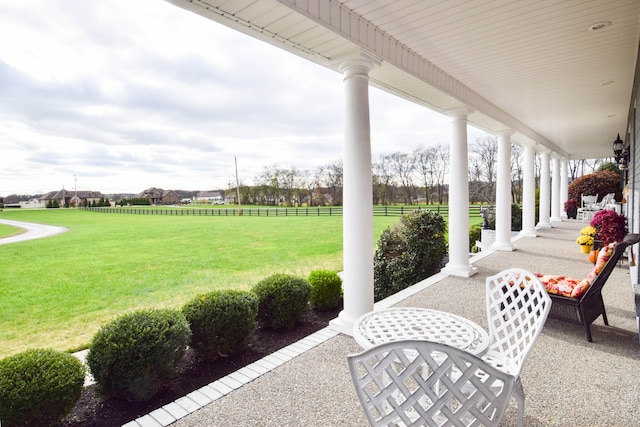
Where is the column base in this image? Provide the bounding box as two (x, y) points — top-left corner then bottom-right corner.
(328, 310), (357, 336)
(491, 242), (514, 251)
(441, 263), (478, 278)
(519, 230), (538, 238)
(550, 216), (562, 222)
(536, 221), (552, 229)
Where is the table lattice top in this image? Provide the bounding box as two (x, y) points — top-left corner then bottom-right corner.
(353, 307), (490, 355)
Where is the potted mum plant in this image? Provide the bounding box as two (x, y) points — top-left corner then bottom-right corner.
(564, 199), (578, 219)
(576, 225), (596, 253)
(590, 210), (627, 245)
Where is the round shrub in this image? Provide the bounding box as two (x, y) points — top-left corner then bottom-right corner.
(182, 290), (258, 359)
(469, 225), (482, 252)
(252, 274), (311, 330)
(568, 170), (621, 203)
(308, 270), (342, 310)
(483, 203), (522, 231)
(374, 209), (447, 301)
(590, 209), (627, 244)
(86, 308), (191, 402)
(0, 348), (85, 426)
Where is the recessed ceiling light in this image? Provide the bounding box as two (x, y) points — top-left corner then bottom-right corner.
(588, 21), (611, 31)
(600, 80), (615, 86)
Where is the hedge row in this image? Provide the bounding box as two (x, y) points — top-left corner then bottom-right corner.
(0, 270), (342, 426)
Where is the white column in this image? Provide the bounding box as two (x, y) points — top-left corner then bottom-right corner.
(493, 131), (513, 251)
(550, 153), (562, 223)
(441, 109), (477, 277)
(520, 142), (537, 237)
(560, 158), (569, 219)
(329, 55), (376, 336)
(537, 149), (552, 228)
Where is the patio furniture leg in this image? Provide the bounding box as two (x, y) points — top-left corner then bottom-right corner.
(514, 378), (525, 427)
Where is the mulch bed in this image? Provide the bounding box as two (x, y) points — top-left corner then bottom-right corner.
(60, 305), (341, 427)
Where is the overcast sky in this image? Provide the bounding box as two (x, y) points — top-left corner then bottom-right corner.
(0, 0), (487, 196)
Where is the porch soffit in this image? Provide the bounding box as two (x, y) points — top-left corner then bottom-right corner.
(165, 0), (640, 161)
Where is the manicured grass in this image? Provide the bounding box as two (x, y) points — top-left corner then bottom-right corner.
(0, 222), (22, 238)
(0, 204), (484, 358)
(0, 209), (400, 357)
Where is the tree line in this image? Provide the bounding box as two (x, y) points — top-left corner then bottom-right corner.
(229, 136), (607, 207)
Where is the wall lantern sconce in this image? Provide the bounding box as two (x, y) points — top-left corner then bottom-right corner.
(613, 133), (629, 169)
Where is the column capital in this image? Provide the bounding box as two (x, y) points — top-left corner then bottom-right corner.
(334, 50), (380, 74)
(445, 107), (474, 120)
(495, 129), (514, 137)
(537, 146), (551, 155)
(519, 139), (536, 148)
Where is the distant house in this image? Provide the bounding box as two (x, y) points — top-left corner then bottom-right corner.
(135, 188), (180, 205)
(194, 191), (224, 204)
(40, 189), (104, 207)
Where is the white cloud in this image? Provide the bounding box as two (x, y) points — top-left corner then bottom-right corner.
(0, 0), (485, 196)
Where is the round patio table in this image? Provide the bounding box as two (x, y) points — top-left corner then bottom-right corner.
(353, 307), (490, 356)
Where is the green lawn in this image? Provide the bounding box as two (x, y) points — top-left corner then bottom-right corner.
(0, 222), (23, 238)
(0, 205), (484, 358)
(0, 209), (400, 357)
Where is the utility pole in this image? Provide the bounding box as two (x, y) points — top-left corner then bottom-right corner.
(235, 156), (242, 216)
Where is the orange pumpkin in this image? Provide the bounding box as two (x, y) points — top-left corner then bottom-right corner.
(588, 250), (598, 264)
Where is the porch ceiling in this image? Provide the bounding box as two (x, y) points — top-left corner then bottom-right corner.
(166, 0), (640, 160)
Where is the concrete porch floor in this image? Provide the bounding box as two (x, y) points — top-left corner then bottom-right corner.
(129, 220), (640, 426)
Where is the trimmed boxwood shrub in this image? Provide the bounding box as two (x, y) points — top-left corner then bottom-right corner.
(374, 209), (447, 301)
(0, 348), (85, 426)
(483, 203), (522, 231)
(86, 308), (191, 402)
(182, 290), (258, 359)
(469, 225), (482, 252)
(252, 274), (311, 330)
(308, 270), (342, 310)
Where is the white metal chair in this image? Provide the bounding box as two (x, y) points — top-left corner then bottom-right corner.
(347, 340), (516, 427)
(577, 194), (598, 221)
(484, 268), (552, 427)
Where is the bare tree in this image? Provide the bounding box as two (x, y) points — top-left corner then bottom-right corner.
(298, 169), (317, 206)
(511, 144), (524, 204)
(257, 165), (281, 205)
(469, 136), (498, 203)
(373, 153), (394, 205)
(320, 160), (343, 206)
(388, 151), (416, 204)
(414, 145), (438, 204)
(433, 145), (449, 204)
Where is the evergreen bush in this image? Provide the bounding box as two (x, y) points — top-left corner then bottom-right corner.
(0, 348), (85, 426)
(182, 290), (258, 359)
(308, 270), (342, 310)
(252, 274), (311, 330)
(374, 210), (447, 301)
(86, 308), (191, 402)
(469, 225), (482, 252)
(483, 204), (522, 231)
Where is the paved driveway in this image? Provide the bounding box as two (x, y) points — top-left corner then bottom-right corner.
(0, 218), (69, 245)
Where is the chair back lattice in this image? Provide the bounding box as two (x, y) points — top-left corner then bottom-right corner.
(485, 268), (552, 376)
(347, 340), (516, 427)
(580, 194), (598, 208)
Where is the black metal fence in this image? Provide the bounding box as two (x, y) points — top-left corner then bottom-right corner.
(80, 205), (484, 217)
